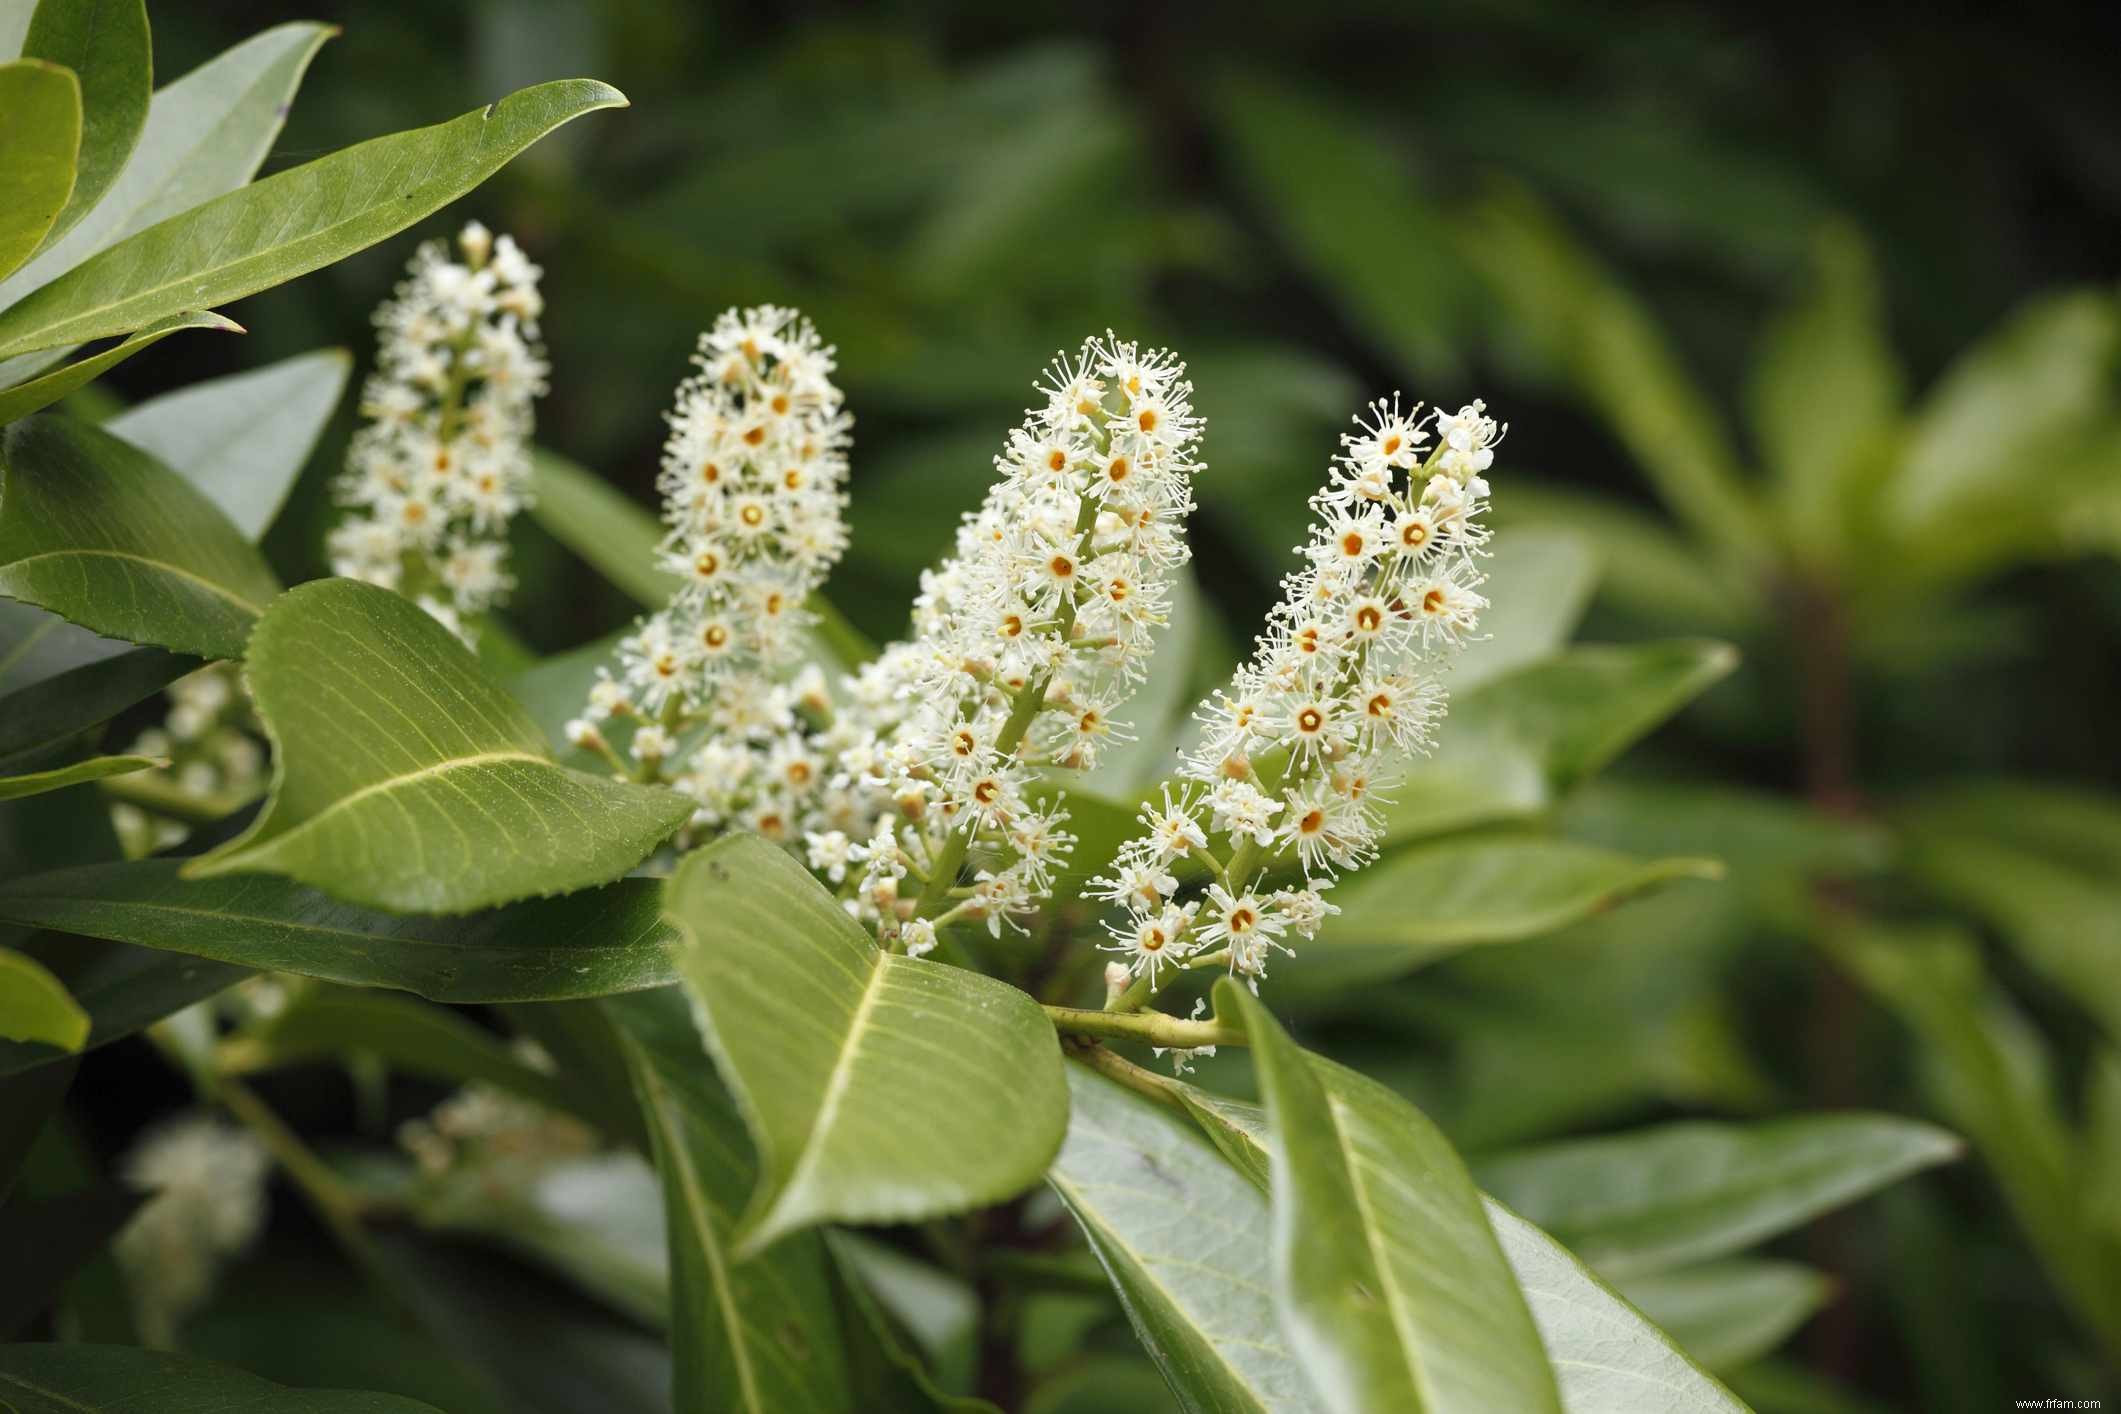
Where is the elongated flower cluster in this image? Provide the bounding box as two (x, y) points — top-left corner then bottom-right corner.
(328, 221), (546, 635)
(1093, 397), (1501, 991)
(566, 307), (856, 846)
(113, 1113), (271, 1347)
(110, 665), (266, 856)
(839, 335), (1204, 951)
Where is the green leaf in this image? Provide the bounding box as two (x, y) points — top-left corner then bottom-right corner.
(1497, 481), (1762, 637)
(1382, 640), (1738, 843)
(1048, 1061), (1325, 1413)
(0, 78), (627, 359)
(530, 446), (680, 608)
(605, 987), (855, 1414)
(1826, 921), (2121, 1359)
(1162, 1080), (1747, 1413)
(0, 22), (332, 339)
(1212, 74), (1467, 379)
(0, 309), (238, 426)
(1451, 528), (1599, 692)
(509, 628), (629, 763)
(827, 1231), (983, 1403)
(105, 346), (350, 536)
(1484, 1204), (1752, 1413)
(662, 833), (1068, 1256)
(0, 1185), (142, 1340)
(1613, 1259), (1831, 1371)
(0, 946), (87, 1051)
(19, 0), (149, 252)
(0, 1343), (448, 1412)
(1223, 980), (1562, 1413)
(1745, 223), (1902, 564)
(1897, 781), (2121, 1047)
(0, 414), (280, 659)
(220, 985), (597, 1124)
(1462, 186), (1768, 568)
(186, 579), (692, 914)
(0, 58), (80, 282)
(0, 934), (244, 1076)
(1473, 1114), (1959, 1278)
(0, 859), (678, 1001)
(0, 751), (157, 800)
(0, 604), (195, 768)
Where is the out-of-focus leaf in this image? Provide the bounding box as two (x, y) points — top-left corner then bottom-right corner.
(0, 600), (193, 766)
(1886, 290), (2120, 569)
(661, 833), (1067, 1256)
(1497, 481), (1762, 637)
(529, 447), (677, 608)
(0, 751), (159, 800)
(1451, 529), (1599, 692)
(1165, 1070), (1742, 1412)
(827, 1232), (980, 1398)
(1827, 921), (2121, 1358)
(1462, 186), (1767, 568)
(508, 629), (629, 763)
(0, 945), (87, 1051)
(0, 79), (627, 359)
(1226, 981), (1562, 1413)
(1213, 75), (1467, 379)
(1615, 1259), (1831, 1371)
(0, 860), (678, 1002)
(0, 58), (79, 283)
(105, 347), (351, 536)
(186, 580), (692, 914)
(0, 1184), (141, 1338)
(605, 986), (853, 1413)
(1185, 344), (1360, 569)
(0, 1060), (74, 1201)
(2091, 1054), (2121, 1243)
(19, 0), (149, 252)
(0, 22), (333, 338)
(0, 414), (280, 659)
(1474, 1115), (1958, 1278)
(0, 1343), (448, 1412)
(0, 310), (238, 425)
(1382, 640), (1738, 842)
(220, 985), (595, 1122)
(1047, 1061), (1324, 1413)
(1897, 780), (2121, 1046)
(1746, 224), (1904, 564)
(826, 1234), (995, 1413)
(0, 935), (244, 1076)
(1723, 1358), (1897, 1414)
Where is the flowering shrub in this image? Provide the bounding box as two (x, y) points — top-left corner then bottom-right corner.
(0, 5), (2022, 1412)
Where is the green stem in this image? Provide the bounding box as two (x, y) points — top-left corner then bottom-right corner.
(1045, 1004), (1244, 1050)
(100, 772), (257, 825)
(213, 1077), (380, 1259)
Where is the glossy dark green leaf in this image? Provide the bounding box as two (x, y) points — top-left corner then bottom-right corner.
(1166, 1063), (1741, 1413)
(1048, 1060), (1324, 1413)
(0, 945), (87, 1050)
(0, 310), (238, 426)
(529, 446), (680, 608)
(0, 933), (244, 1076)
(605, 987), (855, 1414)
(0, 1343), (448, 1411)
(0, 22), (332, 335)
(0, 79), (627, 359)
(0, 414), (280, 659)
(1225, 981), (1562, 1413)
(0, 600), (196, 769)
(0, 751), (159, 800)
(1475, 1115), (1958, 1278)
(1382, 640), (1738, 843)
(187, 580), (693, 914)
(0, 859), (678, 1002)
(106, 346), (351, 536)
(1614, 1259), (1831, 1371)
(19, 0), (149, 251)
(663, 833), (1068, 1256)
(0, 58), (79, 282)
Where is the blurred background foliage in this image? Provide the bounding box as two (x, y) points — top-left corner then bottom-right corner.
(67, 1), (2121, 1410)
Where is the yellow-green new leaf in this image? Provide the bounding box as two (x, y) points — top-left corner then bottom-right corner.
(664, 834), (1069, 1257)
(1225, 981), (1562, 1413)
(20, 0), (150, 252)
(0, 414), (280, 659)
(186, 579), (693, 914)
(0, 310), (238, 426)
(0, 752), (159, 800)
(0, 58), (80, 282)
(0, 78), (627, 359)
(0, 947), (88, 1052)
